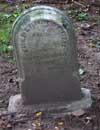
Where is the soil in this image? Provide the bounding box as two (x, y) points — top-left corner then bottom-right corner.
(0, 4), (100, 130)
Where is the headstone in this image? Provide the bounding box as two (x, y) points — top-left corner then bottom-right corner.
(12, 6), (83, 105)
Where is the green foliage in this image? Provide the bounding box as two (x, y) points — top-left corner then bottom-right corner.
(0, 43), (13, 53)
(98, 17), (100, 28)
(68, 10), (78, 18)
(0, 10), (21, 53)
(68, 10), (88, 21)
(76, 12), (88, 21)
(0, 10), (21, 25)
(12, 10), (21, 18)
(92, 38), (100, 48)
(0, 27), (11, 42)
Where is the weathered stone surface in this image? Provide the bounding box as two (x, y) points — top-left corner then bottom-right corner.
(8, 88), (92, 113)
(12, 6), (83, 105)
(8, 95), (22, 113)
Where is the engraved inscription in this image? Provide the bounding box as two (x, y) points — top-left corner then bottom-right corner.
(18, 20), (69, 78)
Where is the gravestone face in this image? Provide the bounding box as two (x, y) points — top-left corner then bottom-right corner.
(12, 6), (83, 105)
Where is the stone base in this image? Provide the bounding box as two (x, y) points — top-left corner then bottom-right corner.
(8, 88), (92, 115)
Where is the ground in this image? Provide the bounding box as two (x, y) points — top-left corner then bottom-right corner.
(0, 3), (100, 130)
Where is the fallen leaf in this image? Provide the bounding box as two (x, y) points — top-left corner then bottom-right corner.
(58, 121), (64, 126)
(32, 123), (36, 129)
(88, 43), (96, 48)
(35, 111), (42, 117)
(54, 126), (59, 130)
(72, 109), (85, 117)
(0, 120), (6, 129)
(37, 122), (41, 127)
(7, 124), (12, 128)
(79, 68), (85, 75)
(81, 23), (91, 30)
(85, 117), (92, 124)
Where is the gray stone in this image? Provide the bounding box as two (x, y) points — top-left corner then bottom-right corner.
(10, 6), (92, 112)
(8, 95), (22, 113)
(8, 88), (92, 113)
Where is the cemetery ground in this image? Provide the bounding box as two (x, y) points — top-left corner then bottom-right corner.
(0, 3), (100, 130)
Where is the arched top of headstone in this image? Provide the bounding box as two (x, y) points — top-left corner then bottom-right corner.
(12, 5), (74, 38)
